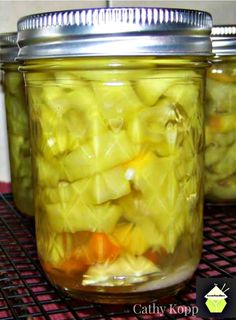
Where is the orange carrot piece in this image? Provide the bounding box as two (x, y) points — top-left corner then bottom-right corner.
(49, 232), (121, 275)
(144, 248), (167, 264)
(87, 232), (121, 264)
(208, 72), (236, 83)
(208, 115), (221, 130)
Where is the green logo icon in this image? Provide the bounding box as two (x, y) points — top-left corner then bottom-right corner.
(205, 283), (229, 313)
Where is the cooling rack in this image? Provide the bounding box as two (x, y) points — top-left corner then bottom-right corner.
(0, 193), (235, 320)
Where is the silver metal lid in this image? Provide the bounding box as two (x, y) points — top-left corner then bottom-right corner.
(17, 7), (212, 60)
(211, 25), (236, 56)
(0, 32), (18, 62)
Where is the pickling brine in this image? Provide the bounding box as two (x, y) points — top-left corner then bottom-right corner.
(24, 57), (205, 301)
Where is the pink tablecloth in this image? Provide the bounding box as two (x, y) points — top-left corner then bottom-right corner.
(0, 182), (11, 193)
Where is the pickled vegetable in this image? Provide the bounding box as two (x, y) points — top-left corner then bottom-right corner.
(3, 64), (33, 216)
(205, 57), (236, 202)
(25, 57), (204, 293)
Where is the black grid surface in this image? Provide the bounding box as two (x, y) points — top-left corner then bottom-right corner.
(0, 193), (235, 320)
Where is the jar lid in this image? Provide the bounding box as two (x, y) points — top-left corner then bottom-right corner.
(0, 32), (18, 62)
(211, 25), (236, 55)
(17, 7), (212, 60)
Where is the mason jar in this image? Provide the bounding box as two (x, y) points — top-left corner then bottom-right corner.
(17, 8), (212, 303)
(205, 26), (236, 204)
(0, 33), (33, 216)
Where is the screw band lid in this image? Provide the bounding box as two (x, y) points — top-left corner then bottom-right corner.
(211, 25), (236, 56)
(0, 32), (18, 62)
(17, 7), (212, 59)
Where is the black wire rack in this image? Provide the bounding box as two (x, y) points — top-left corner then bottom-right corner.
(0, 193), (235, 320)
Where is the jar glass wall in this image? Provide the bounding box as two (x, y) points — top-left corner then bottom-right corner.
(2, 63), (33, 216)
(22, 57), (206, 302)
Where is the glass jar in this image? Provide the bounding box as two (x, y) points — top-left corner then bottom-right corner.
(17, 8), (212, 303)
(0, 33), (33, 216)
(205, 26), (236, 204)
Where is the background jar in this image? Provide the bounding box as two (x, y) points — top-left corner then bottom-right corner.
(17, 7), (212, 303)
(0, 33), (33, 216)
(205, 26), (236, 204)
